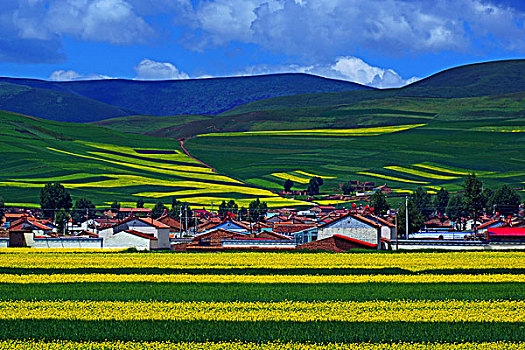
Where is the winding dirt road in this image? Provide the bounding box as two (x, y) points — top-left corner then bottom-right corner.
(179, 139), (216, 173)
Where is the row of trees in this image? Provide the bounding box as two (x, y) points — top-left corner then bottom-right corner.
(283, 177), (324, 196)
(37, 182), (269, 232)
(396, 174), (522, 235)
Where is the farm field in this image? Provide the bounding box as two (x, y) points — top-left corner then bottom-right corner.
(185, 117), (525, 195)
(0, 110), (307, 208)
(0, 250), (523, 349)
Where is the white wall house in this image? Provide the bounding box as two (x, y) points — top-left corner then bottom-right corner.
(318, 213), (386, 247)
(99, 217), (170, 249)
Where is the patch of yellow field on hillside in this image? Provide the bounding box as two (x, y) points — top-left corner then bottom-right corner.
(167, 196), (310, 208)
(413, 163), (493, 176)
(88, 152), (213, 174)
(47, 147), (240, 183)
(271, 173), (311, 184)
(197, 124), (426, 137)
(384, 166), (460, 180)
(78, 141), (198, 163)
(294, 170), (336, 179)
(357, 172), (430, 184)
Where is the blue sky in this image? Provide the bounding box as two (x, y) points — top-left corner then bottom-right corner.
(0, 0), (523, 88)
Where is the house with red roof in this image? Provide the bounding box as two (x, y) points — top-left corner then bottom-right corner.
(317, 212), (391, 249)
(8, 217), (56, 236)
(487, 227), (525, 242)
(118, 207), (152, 218)
(198, 217), (251, 235)
(157, 213), (183, 236)
(297, 234), (386, 252)
(99, 216), (170, 249)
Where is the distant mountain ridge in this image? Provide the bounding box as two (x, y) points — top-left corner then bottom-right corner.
(221, 59), (525, 115)
(0, 74), (371, 122)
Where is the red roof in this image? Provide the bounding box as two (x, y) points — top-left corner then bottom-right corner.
(111, 216), (169, 229)
(123, 230), (157, 240)
(477, 218), (502, 229)
(333, 234), (377, 247)
(488, 227), (525, 236)
(318, 213), (382, 229)
(119, 207), (152, 213)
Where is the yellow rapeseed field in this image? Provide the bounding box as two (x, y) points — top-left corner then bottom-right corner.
(271, 172), (311, 184)
(356, 172), (430, 184)
(2, 300), (523, 322)
(384, 166), (460, 180)
(0, 251), (523, 270)
(197, 124), (426, 137)
(2, 273), (523, 284)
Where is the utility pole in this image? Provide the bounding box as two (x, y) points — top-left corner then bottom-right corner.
(179, 206), (183, 237)
(395, 211), (398, 251)
(405, 195), (409, 239)
(184, 204), (188, 236)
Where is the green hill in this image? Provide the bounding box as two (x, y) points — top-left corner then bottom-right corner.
(0, 110), (307, 208)
(0, 81), (131, 122)
(113, 92), (524, 139)
(406, 59), (525, 97)
(2, 59), (525, 207)
(221, 59), (525, 115)
(0, 74), (370, 122)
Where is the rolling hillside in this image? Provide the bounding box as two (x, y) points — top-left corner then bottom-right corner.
(0, 110), (307, 208)
(221, 59), (525, 115)
(0, 81), (131, 123)
(2, 59), (525, 207)
(0, 74), (370, 122)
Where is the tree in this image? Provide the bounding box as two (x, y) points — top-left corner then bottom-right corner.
(307, 177), (324, 196)
(463, 173), (485, 217)
(490, 185), (520, 216)
(369, 191), (390, 216)
(249, 198), (268, 222)
(238, 207), (248, 221)
(434, 188), (450, 216)
(397, 198), (425, 238)
(71, 198), (96, 223)
(151, 201), (167, 219)
(136, 199), (145, 208)
(110, 201), (120, 212)
(40, 183), (72, 219)
(342, 181), (355, 195)
(55, 209), (70, 235)
(218, 200), (238, 219)
(283, 179), (294, 192)
(447, 195), (468, 230)
(412, 187), (432, 217)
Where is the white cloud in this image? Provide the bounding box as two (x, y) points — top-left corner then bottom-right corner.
(237, 57), (419, 88)
(329, 57), (419, 88)
(134, 58), (189, 80)
(44, 0), (155, 44)
(179, 0), (525, 58)
(49, 70), (113, 81)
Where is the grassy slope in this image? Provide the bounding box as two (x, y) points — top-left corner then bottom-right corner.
(92, 115), (213, 135)
(0, 110), (305, 207)
(0, 74), (370, 121)
(0, 81), (131, 122)
(221, 59), (525, 115)
(184, 93), (525, 195)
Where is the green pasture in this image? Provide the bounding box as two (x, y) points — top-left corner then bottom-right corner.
(185, 116), (525, 194)
(0, 111), (299, 207)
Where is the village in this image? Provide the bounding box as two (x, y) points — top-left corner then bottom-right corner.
(2, 176), (525, 251)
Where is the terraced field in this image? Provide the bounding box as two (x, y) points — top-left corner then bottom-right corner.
(185, 117), (525, 195)
(0, 111), (307, 208)
(0, 250), (523, 349)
